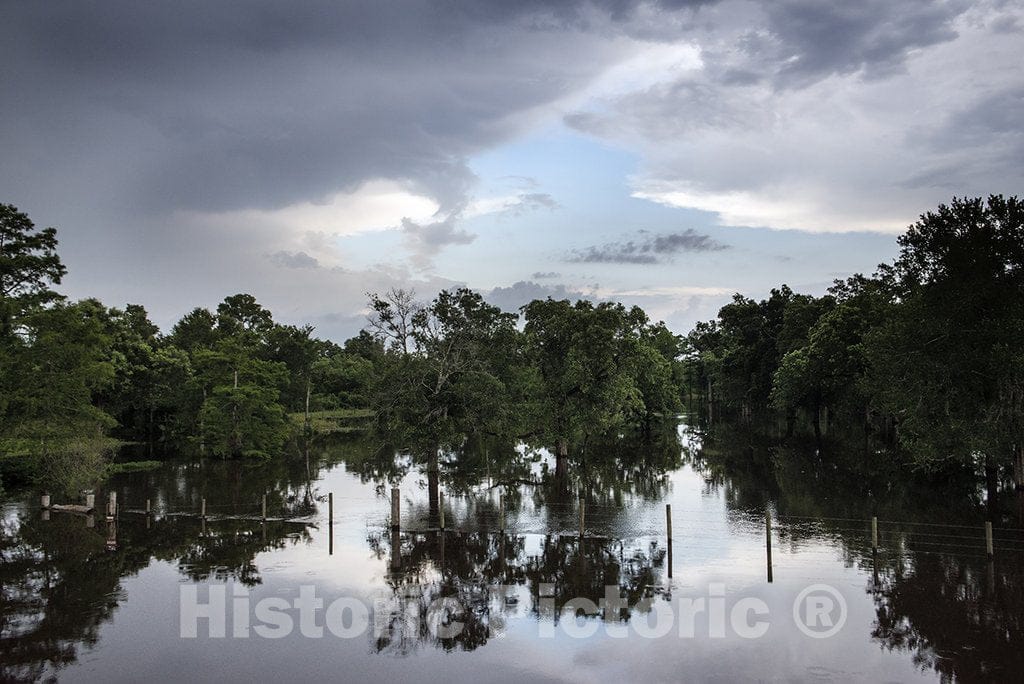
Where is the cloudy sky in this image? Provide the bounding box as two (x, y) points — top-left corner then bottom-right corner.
(3, 0), (1021, 340)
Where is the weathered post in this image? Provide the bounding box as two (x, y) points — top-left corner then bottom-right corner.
(200, 497), (207, 519)
(666, 504), (673, 579)
(871, 516), (878, 553)
(391, 487), (400, 530)
(146, 498), (152, 515)
(765, 509), (773, 583)
(106, 492), (117, 521)
(985, 521), (994, 558)
(41, 493), (51, 509)
(578, 495), (586, 539)
(390, 526), (401, 571)
(85, 492), (95, 511)
(328, 492), (334, 556)
(261, 494), (267, 521)
(499, 494), (505, 534)
(439, 490), (446, 530)
(106, 520), (117, 550)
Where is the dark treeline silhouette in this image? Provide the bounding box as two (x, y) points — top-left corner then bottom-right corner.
(685, 195), (1024, 498)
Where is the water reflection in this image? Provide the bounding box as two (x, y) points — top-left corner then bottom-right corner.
(0, 508), (310, 682)
(2, 422), (1024, 681)
(367, 528), (666, 654)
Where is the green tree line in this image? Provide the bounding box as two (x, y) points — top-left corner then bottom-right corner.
(686, 195), (1024, 493)
(3, 196), (1022, 496)
(0, 203), (687, 492)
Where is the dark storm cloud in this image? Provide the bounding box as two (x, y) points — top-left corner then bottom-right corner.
(901, 86), (1024, 189)
(567, 230), (728, 264)
(758, 0), (967, 85)
(0, 0), (712, 221)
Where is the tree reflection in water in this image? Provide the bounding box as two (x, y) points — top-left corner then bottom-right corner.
(690, 418), (1024, 681)
(366, 527), (666, 655)
(3, 421), (1024, 679)
(0, 509), (309, 682)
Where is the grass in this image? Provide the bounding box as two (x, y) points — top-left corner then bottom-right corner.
(106, 460), (164, 475)
(288, 408), (374, 435)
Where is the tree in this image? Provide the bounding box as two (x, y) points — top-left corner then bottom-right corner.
(216, 293), (274, 339)
(198, 356), (290, 459)
(168, 307), (218, 352)
(522, 299), (645, 475)
(0, 203), (66, 338)
(366, 288), (420, 356)
(866, 196), (1024, 490)
(0, 301), (116, 491)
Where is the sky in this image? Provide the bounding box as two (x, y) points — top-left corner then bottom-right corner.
(2, 0), (1022, 341)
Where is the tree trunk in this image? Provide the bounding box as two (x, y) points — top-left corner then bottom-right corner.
(812, 400), (822, 443)
(707, 378), (713, 423)
(556, 438), (568, 479)
(1014, 443), (1023, 492)
(984, 454), (999, 518)
(304, 377), (312, 434)
(200, 386), (207, 455)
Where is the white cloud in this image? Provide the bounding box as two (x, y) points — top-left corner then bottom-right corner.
(187, 180), (439, 236)
(568, 0), (1024, 234)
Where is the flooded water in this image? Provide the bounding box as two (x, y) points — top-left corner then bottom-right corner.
(3, 422), (1024, 682)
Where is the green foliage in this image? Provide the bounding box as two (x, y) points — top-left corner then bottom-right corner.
(105, 459), (163, 474)
(200, 381), (289, 459)
(371, 288), (519, 453)
(521, 298), (682, 462)
(689, 194), (1024, 488)
(0, 203), (66, 337)
(866, 196), (1024, 469)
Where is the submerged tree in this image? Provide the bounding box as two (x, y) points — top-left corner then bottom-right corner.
(866, 195), (1024, 488)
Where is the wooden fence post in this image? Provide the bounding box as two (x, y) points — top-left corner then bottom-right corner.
(328, 492), (334, 556)
(986, 521), (994, 558)
(391, 487), (400, 530)
(499, 494), (505, 533)
(765, 509), (773, 583)
(578, 496), (586, 539)
(666, 504), (673, 579)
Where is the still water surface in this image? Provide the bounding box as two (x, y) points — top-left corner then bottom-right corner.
(3, 422), (1023, 682)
